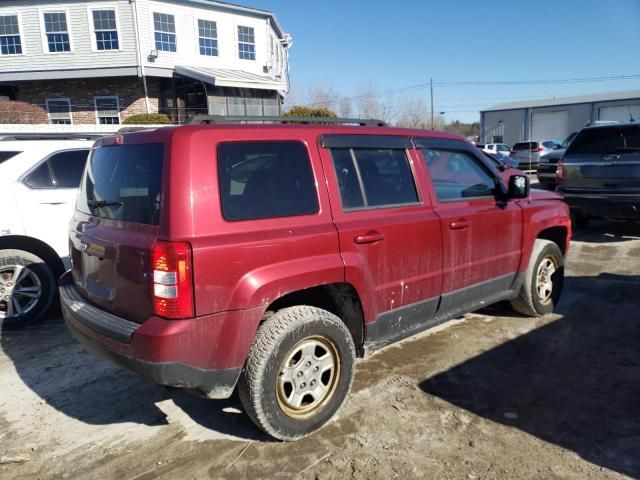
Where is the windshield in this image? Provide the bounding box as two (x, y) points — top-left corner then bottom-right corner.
(566, 125), (640, 156)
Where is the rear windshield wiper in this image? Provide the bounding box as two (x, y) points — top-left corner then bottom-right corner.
(88, 200), (123, 208)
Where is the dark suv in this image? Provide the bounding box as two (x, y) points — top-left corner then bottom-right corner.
(558, 123), (640, 226)
(60, 117), (571, 441)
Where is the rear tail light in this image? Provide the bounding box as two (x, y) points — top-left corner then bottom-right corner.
(532, 146), (544, 153)
(151, 241), (194, 319)
(556, 159), (565, 184)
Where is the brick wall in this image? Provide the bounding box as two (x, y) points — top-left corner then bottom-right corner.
(15, 76), (162, 124)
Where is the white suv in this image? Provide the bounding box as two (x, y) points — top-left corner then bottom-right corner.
(0, 135), (96, 327)
(482, 143), (512, 157)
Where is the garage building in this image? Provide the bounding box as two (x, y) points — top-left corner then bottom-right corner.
(480, 90), (640, 146)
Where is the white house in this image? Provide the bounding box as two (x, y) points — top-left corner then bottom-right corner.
(0, 0), (292, 124)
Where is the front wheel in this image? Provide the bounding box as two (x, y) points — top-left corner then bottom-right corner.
(0, 249), (55, 328)
(238, 306), (356, 441)
(510, 239), (564, 317)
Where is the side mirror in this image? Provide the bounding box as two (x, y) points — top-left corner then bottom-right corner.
(508, 174), (529, 199)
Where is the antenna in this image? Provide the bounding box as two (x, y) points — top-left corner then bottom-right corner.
(628, 105), (636, 122)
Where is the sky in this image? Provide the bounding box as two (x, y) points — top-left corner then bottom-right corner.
(246, 0), (640, 122)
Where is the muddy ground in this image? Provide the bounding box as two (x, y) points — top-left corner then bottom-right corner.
(1, 220), (639, 480)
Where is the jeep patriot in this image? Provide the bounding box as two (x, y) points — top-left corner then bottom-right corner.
(60, 118), (571, 440)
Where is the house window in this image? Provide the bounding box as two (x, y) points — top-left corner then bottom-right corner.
(237, 25), (255, 60)
(43, 12), (70, 52)
(0, 15), (22, 55)
(93, 10), (118, 50)
(198, 19), (218, 56)
(94, 96), (120, 124)
(153, 12), (176, 52)
(46, 99), (72, 124)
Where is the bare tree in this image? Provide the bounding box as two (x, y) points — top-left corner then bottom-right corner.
(0, 101), (48, 124)
(338, 97), (353, 117)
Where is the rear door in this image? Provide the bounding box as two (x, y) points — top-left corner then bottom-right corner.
(562, 124), (640, 192)
(69, 142), (164, 323)
(415, 138), (523, 318)
(319, 135), (443, 342)
(13, 149), (89, 258)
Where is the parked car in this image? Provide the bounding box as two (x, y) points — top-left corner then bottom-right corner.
(536, 132), (578, 190)
(60, 117), (571, 441)
(557, 122), (640, 227)
(482, 143), (512, 157)
(511, 140), (562, 169)
(0, 135), (96, 327)
(480, 151), (520, 179)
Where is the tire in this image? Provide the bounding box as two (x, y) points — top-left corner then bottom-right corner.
(238, 306), (356, 441)
(510, 239), (564, 317)
(0, 249), (55, 329)
(571, 210), (590, 230)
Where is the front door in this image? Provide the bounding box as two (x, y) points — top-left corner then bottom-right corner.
(415, 138), (523, 318)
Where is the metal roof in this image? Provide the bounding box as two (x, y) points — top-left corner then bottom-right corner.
(175, 65), (288, 92)
(481, 90), (640, 112)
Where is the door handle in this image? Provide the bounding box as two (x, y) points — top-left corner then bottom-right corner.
(449, 220), (471, 230)
(354, 231), (385, 244)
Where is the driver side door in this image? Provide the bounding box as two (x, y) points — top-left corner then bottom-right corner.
(416, 138), (523, 318)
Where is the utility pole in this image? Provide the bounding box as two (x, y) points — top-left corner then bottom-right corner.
(430, 78), (434, 130)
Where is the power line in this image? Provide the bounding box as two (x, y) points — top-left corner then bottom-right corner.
(304, 73), (640, 107)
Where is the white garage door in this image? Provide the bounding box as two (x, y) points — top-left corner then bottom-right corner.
(599, 104), (640, 122)
(531, 111), (569, 141)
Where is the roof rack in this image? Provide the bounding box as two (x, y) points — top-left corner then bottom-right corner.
(0, 133), (105, 141)
(184, 115), (388, 127)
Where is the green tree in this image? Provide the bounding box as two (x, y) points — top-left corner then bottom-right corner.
(283, 105), (338, 118)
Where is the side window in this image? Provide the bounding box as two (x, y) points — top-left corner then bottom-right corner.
(421, 149), (496, 202)
(23, 162), (54, 188)
(330, 148), (419, 210)
(48, 149), (89, 188)
(23, 150), (88, 189)
(217, 141), (318, 221)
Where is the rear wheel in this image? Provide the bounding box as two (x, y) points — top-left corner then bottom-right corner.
(238, 306), (356, 441)
(0, 249), (55, 328)
(510, 239), (564, 317)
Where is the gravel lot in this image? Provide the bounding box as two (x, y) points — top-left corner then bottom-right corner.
(1, 220), (639, 480)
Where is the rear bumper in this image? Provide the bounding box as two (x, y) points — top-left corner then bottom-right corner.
(560, 192), (640, 220)
(60, 271), (263, 398)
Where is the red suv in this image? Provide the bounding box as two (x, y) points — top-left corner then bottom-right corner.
(60, 118), (571, 440)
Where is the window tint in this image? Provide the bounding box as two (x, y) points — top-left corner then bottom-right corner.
(421, 149), (496, 202)
(49, 149), (89, 188)
(566, 125), (640, 156)
(0, 151), (21, 164)
(217, 141), (318, 221)
(24, 162), (53, 188)
(77, 144), (164, 225)
(331, 148), (419, 210)
(513, 142), (534, 151)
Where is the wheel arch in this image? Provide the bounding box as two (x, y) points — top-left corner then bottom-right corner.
(536, 226), (569, 256)
(264, 283), (366, 357)
(0, 235), (65, 279)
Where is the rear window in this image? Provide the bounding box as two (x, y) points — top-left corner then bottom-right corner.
(77, 144), (164, 225)
(0, 151), (21, 164)
(566, 125), (640, 156)
(217, 141), (319, 221)
(513, 142), (538, 151)
(542, 141), (559, 148)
